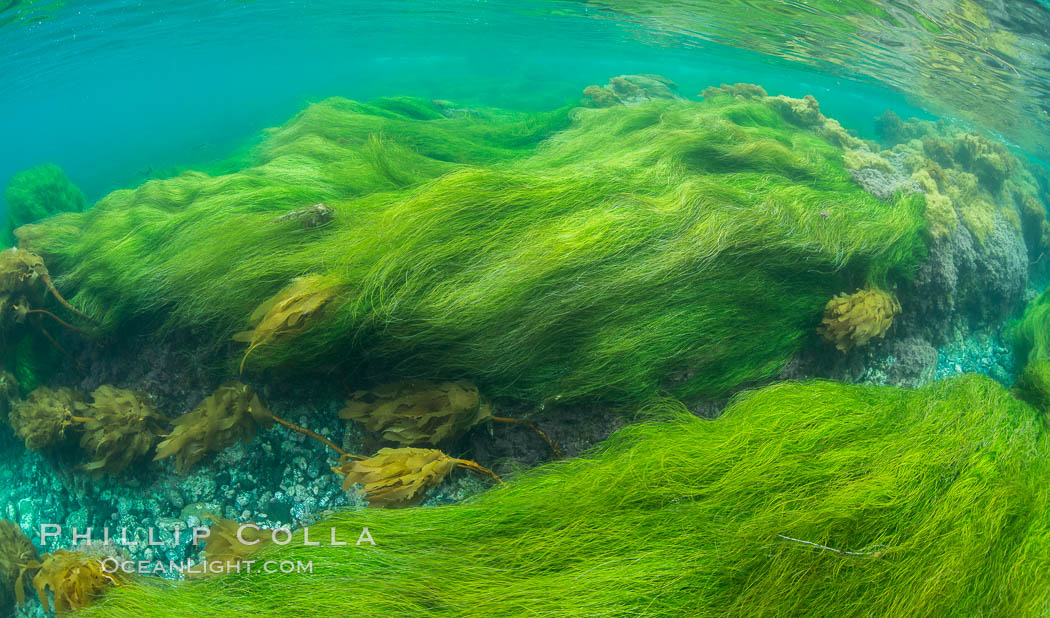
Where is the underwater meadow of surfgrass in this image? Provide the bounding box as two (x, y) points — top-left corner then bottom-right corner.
(17, 93), (925, 404)
(79, 374), (1050, 617)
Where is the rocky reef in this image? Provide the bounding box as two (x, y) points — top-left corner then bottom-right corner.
(698, 83), (1050, 391)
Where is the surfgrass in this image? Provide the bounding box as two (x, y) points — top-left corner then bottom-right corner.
(17, 94), (925, 403)
(1012, 287), (1050, 370)
(81, 374), (1050, 617)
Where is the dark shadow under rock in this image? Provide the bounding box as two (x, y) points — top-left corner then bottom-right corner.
(48, 322), (230, 417)
(782, 335), (938, 388)
(451, 399), (630, 473)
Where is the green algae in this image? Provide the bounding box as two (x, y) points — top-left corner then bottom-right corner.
(1011, 287), (1050, 371)
(2, 164), (85, 246)
(1015, 359), (1050, 412)
(1009, 288), (1050, 411)
(17, 94), (925, 403)
(82, 374), (1050, 616)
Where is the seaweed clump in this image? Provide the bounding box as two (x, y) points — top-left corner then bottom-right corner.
(233, 275), (338, 373)
(336, 446), (501, 508)
(194, 516), (270, 576)
(23, 549), (123, 613)
(336, 447), (457, 507)
(77, 386), (168, 475)
(0, 247), (95, 354)
(0, 521), (37, 611)
(7, 385), (170, 474)
(339, 380), (492, 446)
(8, 386), (84, 450)
(153, 383), (272, 474)
(818, 288), (900, 352)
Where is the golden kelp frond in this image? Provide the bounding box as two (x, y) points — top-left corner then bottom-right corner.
(8, 386), (85, 451)
(0, 520), (37, 610)
(153, 382), (273, 475)
(0, 248), (45, 294)
(233, 275), (339, 372)
(24, 549), (123, 613)
(339, 380), (492, 446)
(77, 386), (169, 475)
(336, 447), (456, 507)
(196, 516), (270, 575)
(0, 248), (93, 325)
(818, 288), (901, 353)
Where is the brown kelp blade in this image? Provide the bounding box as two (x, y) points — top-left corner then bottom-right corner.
(235, 274), (338, 372)
(334, 447), (500, 508)
(339, 380), (493, 446)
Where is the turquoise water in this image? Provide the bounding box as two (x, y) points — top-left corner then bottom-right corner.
(0, 0), (941, 204)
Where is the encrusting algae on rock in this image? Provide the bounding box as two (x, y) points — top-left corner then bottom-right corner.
(582, 74), (683, 107)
